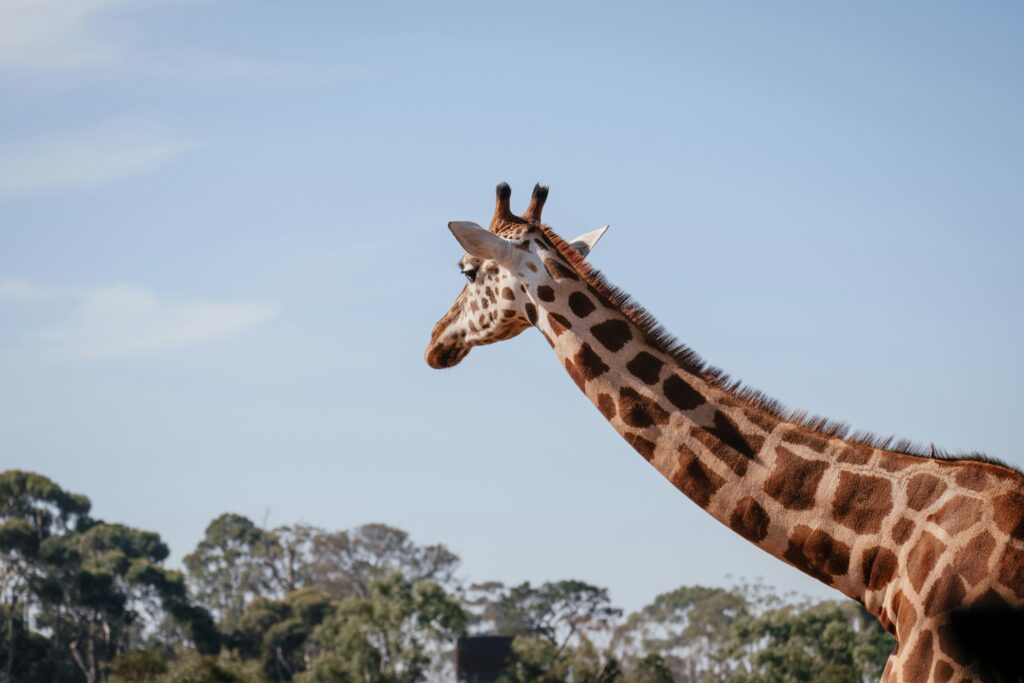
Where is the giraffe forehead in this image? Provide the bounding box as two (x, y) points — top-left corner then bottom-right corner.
(491, 222), (536, 239)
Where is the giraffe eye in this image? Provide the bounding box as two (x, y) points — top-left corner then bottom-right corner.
(463, 268), (478, 283)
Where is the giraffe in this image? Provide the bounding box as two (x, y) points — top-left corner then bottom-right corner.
(425, 183), (1024, 682)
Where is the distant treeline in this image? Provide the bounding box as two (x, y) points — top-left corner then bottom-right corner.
(0, 470), (894, 682)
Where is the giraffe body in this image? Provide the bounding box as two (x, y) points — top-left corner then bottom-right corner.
(426, 183), (1024, 682)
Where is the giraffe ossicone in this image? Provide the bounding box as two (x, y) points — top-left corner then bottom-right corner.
(425, 182), (1024, 682)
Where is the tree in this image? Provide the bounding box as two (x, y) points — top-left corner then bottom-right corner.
(728, 599), (893, 683)
(301, 573), (466, 682)
(629, 654), (674, 683)
(495, 636), (565, 683)
(107, 649), (168, 683)
(460, 580), (508, 635)
(306, 524), (459, 600)
(494, 581), (622, 653)
(36, 522), (219, 683)
(613, 585), (749, 682)
(155, 655), (244, 683)
(0, 470), (91, 682)
(233, 587), (332, 681)
(0, 607), (57, 683)
(185, 519), (461, 625)
(264, 525), (318, 596)
(495, 635), (623, 683)
(184, 514), (279, 630)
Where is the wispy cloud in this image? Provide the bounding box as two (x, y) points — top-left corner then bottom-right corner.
(0, 119), (199, 195)
(130, 57), (371, 87)
(0, 0), (130, 69)
(0, 0), (368, 85)
(0, 278), (278, 360)
(0, 277), (50, 301)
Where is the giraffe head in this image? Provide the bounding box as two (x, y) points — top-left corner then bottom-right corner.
(425, 182), (608, 369)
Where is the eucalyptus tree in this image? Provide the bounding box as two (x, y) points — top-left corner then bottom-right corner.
(0, 470), (91, 682)
(306, 523), (459, 600)
(37, 522), (219, 683)
(494, 581), (621, 653)
(184, 514), (280, 629)
(301, 573), (466, 683)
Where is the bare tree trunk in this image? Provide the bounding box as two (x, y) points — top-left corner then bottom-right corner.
(70, 638), (88, 683)
(4, 594), (16, 683)
(70, 620), (100, 683)
(87, 624), (98, 683)
(54, 604), (64, 681)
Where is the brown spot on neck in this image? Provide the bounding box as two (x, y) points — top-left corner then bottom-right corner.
(906, 473), (946, 511)
(567, 291), (596, 318)
(907, 531), (946, 592)
(860, 546), (897, 591)
(781, 428), (829, 453)
(671, 445), (726, 507)
(547, 312), (572, 336)
(993, 491), (1024, 540)
(624, 433), (656, 461)
(626, 351), (663, 385)
(901, 631), (934, 682)
(831, 471), (893, 534)
(691, 411), (760, 476)
(573, 343), (609, 385)
(663, 374), (705, 410)
(763, 447), (827, 510)
(837, 444), (873, 465)
(596, 393), (617, 419)
(783, 525), (850, 585)
(729, 497), (769, 542)
(617, 387), (670, 428)
(927, 495), (984, 536)
(543, 258), (578, 282)
(590, 319), (632, 351)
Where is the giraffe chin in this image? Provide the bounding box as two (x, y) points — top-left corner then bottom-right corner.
(424, 342), (471, 369)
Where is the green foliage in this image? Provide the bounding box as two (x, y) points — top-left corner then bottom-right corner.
(156, 655), (243, 683)
(630, 654), (674, 683)
(300, 573), (466, 683)
(184, 514), (279, 630)
(108, 648), (169, 682)
(614, 583), (894, 683)
(497, 636), (623, 683)
(494, 580), (622, 650)
(0, 470), (91, 536)
(614, 584), (749, 680)
(233, 588), (333, 681)
(729, 599), (893, 683)
(0, 606), (59, 682)
(0, 471), (217, 683)
(184, 517), (462, 634)
(303, 523), (460, 600)
(0, 471), (94, 682)
(496, 636), (566, 683)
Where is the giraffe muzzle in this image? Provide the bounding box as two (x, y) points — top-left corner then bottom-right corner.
(424, 340), (470, 369)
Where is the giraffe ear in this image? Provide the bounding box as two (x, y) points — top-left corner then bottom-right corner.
(568, 225), (609, 258)
(448, 221), (517, 265)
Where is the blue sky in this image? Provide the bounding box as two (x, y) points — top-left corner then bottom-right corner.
(2, 1), (1022, 611)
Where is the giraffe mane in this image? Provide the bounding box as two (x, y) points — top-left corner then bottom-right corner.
(534, 223), (1020, 474)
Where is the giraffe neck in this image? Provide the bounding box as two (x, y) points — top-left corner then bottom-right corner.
(529, 271), (899, 606)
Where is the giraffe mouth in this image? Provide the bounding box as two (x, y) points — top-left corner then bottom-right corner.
(424, 341), (470, 369)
